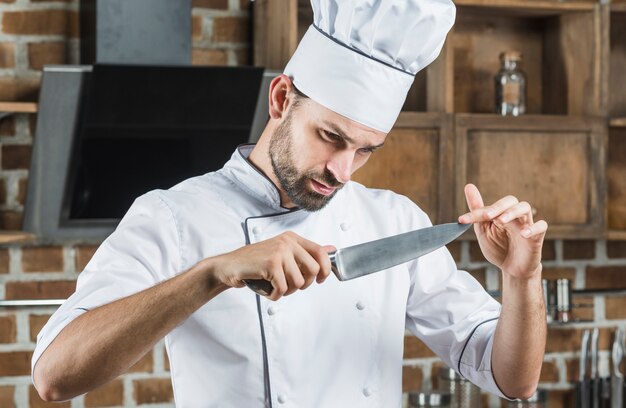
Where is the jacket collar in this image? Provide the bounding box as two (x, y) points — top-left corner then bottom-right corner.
(222, 144), (290, 211)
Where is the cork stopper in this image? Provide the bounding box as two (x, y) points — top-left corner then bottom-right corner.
(499, 51), (522, 62)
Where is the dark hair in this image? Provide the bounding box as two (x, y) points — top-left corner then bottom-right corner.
(290, 84), (309, 110)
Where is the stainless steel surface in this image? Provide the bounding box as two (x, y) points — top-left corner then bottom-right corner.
(438, 366), (481, 408)
(503, 389), (548, 407)
(556, 278), (572, 323)
(408, 391), (451, 407)
(579, 329), (591, 408)
(592, 328), (600, 408)
(612, 328), (624, 408)
(0, 299), (65, 307)
(245, 222), (470, 296)
(330, 223), (471, 281)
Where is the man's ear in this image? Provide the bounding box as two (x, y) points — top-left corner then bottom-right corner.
(268, 74), (294, 120)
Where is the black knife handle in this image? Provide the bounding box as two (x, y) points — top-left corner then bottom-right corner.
(243, 279), (273, 296)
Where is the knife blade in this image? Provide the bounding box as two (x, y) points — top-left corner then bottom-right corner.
(329, 222), (471, 281)
(244, 222), (471, 296)
(579, 329), (591, 408)
(611, 328), (624, 408)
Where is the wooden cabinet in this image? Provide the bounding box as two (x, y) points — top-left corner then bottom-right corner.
(352, 113), (454, 223)
(253, 0), (622, 239)
(455, 115), (605, 238)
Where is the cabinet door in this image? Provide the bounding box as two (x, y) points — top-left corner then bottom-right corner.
(455, 114), (606, 239)
(352, 113), (454, 223)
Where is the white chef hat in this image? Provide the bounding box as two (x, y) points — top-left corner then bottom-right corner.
(283, 0), (456, 133)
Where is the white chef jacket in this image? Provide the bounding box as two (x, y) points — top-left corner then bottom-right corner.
(33, 145), (506, 407)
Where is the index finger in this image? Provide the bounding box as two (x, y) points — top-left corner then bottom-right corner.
(294, 235), (334, 283)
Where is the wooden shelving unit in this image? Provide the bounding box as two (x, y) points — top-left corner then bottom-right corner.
(0, 102), (38, 113)
(254, 0), (622, 239)
(608, 3), (626, 240)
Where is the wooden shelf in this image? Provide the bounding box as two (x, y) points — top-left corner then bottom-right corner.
(610, 118), (626, 127)
(0, 231), (36, 244)
(0, 102), (38, 113)
(608, 230), (626, 241)
(454, 0), (595, 13)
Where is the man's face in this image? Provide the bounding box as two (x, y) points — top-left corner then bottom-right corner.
(269, 95), (387, 211)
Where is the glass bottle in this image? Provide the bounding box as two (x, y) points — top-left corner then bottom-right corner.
(495, 51), (526, 116)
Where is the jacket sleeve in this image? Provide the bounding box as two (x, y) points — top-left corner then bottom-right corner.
(402, 203), (507, 398)
(31, 190), (181, 374)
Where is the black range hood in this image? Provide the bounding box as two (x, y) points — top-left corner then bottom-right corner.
(23, 64), (275, 243)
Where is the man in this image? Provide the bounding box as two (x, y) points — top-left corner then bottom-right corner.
(33, 0), (548, 406)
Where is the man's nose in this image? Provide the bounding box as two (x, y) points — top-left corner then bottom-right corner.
(327, 150), (354, 184)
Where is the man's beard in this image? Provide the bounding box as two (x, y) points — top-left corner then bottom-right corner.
(269, 115), (343, 212)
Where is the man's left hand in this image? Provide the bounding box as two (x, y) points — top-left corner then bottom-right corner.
(458, 183), (548, 279)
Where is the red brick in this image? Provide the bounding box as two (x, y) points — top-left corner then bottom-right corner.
(0, 116), (16, 136)
(192, 48), (228, 66)
(84, 379), (123, 407)
(27, 42), (68, 70)
(133, 378), (173, 404)
(446, 242), (461, 262)
(0, 210), (23, 230)
(0, 351), (32, 376)
(429, 361), (448, 389)
(0, 77), (40, 102)
(563, 240), (596, 260)
(17, 178), (28, 206)
(0, 0), (15, 3)
(404, 336), (436, 359)
(402, 365), (423, 393)
(538, 361), (559, 382)
(22, 246), (64, 273)
(0, 385), (15, 408)
(468, 267), (486, 287)
(240, 0), (251, 10)
(192, 15), (203, 40)
(5, 280), (76, 300)
(2, 144), (32, 170)
(212, 16), (249, 43)
(546, 327), (611, 354)
(75, 244), (98, 272)
(607, 241), (626, 259)
(586, 266), (626, 289)
(30, 0), (73, 2)
(0, 315), (17, 343)
(542, 267), (576, 282)
(0, 42), (16, 68)
(193, 0), (228, 9)
(129, 351), (153, 373)
(29, 385), (70, 408)
(606, 296), (626, 320)
(29, 314), (52, 342)
(2, 10), (79, 37)
(574, 296), (594, 322)
(0, 248), (9, 274)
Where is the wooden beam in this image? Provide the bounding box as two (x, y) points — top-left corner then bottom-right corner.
(253, 0), (298, 70)
(0, 102), (38, 113)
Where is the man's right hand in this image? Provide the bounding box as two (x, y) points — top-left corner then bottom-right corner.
(209, 231), (335, 301)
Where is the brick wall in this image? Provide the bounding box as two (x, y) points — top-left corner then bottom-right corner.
(1, 1), (626, 407)
(0, 0), (250, 406)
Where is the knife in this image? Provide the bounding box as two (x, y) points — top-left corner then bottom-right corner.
(611, 328), (624, 408)
(592, 328), (600, 408)
(244, 222), (471, 296)
(579, 329), (591, 408)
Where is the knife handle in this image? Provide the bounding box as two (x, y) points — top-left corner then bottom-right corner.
(244, 251), (340, 296)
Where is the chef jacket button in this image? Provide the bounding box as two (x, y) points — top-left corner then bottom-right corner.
(363, 387), (373, 397)
(277, 394), (287, 404)
(267, 306), (277, 316)
(340, 222), (351, 231)
(252, 226), (262, 235)
(356, 301), (365, 310)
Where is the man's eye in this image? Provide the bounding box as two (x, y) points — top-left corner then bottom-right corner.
(324, 131), (341, 142)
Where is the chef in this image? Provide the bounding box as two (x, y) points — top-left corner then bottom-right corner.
(32, 0), (548, 406)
